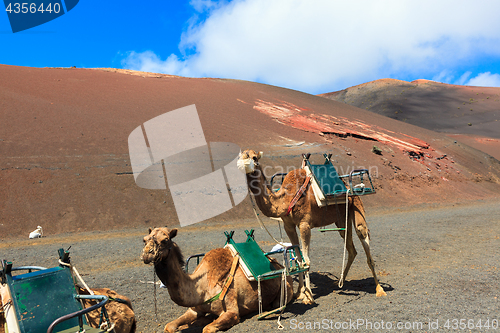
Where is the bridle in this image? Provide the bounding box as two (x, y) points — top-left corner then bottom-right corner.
(240, 151), (260, 168)
(146, 232), (174, 264)
(146, 231), (174, 321)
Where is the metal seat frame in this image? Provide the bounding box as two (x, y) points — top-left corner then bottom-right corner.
(1, 249), (113, 333)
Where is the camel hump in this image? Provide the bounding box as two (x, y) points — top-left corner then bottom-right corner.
(202, 247), (235, 289)
(281, 168), (308, 189)
(287, 168), (307, 180)
(78, 287), (134, 309)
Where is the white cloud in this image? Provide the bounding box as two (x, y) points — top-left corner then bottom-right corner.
(466, 72), (500, 87)
(456, 72), (472, 86)
(122, 0), (500, 94)
(189, 0), (230, 13)
(432, 70), (456, 84)
(124, 51), (189, 76)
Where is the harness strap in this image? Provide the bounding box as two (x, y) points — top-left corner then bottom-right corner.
(203, 255), (239, 304)
(285, 176), (311, 216)
(219, 255), (240, 300)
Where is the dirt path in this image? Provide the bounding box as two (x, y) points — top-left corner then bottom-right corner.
(1, 199), (499, 332)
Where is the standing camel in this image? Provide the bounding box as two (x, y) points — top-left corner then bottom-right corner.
(237, 150), (386, 304)
(141, 227), (293, 333)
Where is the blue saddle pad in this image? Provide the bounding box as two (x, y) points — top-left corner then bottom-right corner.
(308, 163), (347, 196)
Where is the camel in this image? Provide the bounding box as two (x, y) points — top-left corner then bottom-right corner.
(237, 149), (387, 304)
(77, 286), (136, 333)
(141, 227), (293, 333)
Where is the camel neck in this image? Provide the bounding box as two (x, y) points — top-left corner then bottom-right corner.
(154, 247), (205, 307)
(246, 166), (283, 217)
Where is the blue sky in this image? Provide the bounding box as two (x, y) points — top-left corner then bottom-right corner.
(2, 0), (500, 94)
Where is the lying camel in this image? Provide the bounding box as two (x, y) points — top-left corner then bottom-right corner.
(141, 227), (293, 333)
(77, 286), (136, 333)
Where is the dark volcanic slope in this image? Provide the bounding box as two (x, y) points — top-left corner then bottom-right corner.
(1, 66), (500, 238)
(320, 79), (500, 138)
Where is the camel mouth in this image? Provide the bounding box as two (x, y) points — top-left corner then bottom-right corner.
(237, 157), (256, 174)
(141, 244), (159, 264)
(141, 252), (154, 264)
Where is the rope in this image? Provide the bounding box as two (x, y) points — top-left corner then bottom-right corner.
(338, 192), (349, 289)
(257, 277), (262, 315)
(276, 254), (288, 330)
(100, 321), (116, 332)
(0, 299), (12, 313)
(278, 218), (284, 241)
(247, 181), (302, 329)
(277, 318), (284, 330)
(248, 190), (287, 247)
(57, 258), (121, 333)
(58, 259), (96, 326)
(153, 267), (158, 322)
(58, 260), (94, 296)
(149, 236), (175, 321)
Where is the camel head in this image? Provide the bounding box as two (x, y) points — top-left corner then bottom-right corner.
(142, 227), (178, 264)
(237, 149), (263, 174)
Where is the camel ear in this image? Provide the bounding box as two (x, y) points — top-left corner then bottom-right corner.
(258, 151), (263, 159)
(148, 227), (152, 234)
(169, 228), (178, 239)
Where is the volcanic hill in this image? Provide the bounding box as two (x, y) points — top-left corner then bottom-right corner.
(319, 79), (500, 160)
(1, 66), (500, 238)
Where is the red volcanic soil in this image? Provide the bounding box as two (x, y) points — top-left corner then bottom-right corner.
(1, 66), (500, 238)
(320, 79), (500, 160)
(446, 134), (500, 159)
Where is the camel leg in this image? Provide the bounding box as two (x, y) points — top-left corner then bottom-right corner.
(164, 308), (202, 333)
(337, 214), (357, 287)
(358, 235), (386, 297)
(202, 311), (239, 333)
(352, 199), (387, 297)
(298, 222), (314, 305)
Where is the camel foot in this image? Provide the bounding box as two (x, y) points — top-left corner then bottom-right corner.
(296, 288), (315, 305)
(201, 311), (239, 333)
(376, 285), (387, 297)
(203, 326), (218, 333)
(164, 322), (177, 333)
(294, 291), (304, 300)
(301, 293), (315, 305)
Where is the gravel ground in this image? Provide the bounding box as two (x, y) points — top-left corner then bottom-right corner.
(2, 199), (500, 333)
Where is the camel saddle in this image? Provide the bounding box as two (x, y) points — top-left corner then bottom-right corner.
(1, 249), (113, 333)
(302, 153), (376, 207)
(224, 230), (308, 282)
